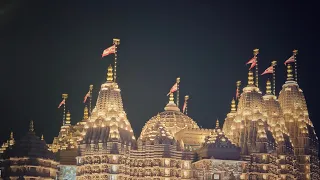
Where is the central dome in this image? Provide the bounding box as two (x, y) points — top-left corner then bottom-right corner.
(140, 94), (199, 139)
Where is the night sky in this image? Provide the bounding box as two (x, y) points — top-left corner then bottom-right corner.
(0, 0), (319, 144)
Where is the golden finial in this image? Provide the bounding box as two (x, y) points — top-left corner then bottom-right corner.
(84, 106), (89, 119)
(89, 84), (93, 91)
(66, 111), (71, 124)
(113, 38), (120, 46)
(9, 132), (14, 146)
(29, 120), (34, 132)
(215, 119), (220, 129)
(10, 132), (13, 139)
(62, 93), (68, 99)
(253, 49), (259, 56)
(248, 71), (254, 85)
(231, 98), (236, 113)
(236, 81), (241, 88)
(41, 134), (44, 141)
(287, 63), (294, 81)
(169, 93), (174, 103)
(266, 79), (272, 94)
(107, 64), (114, 82)
(293, 49), (298, 55)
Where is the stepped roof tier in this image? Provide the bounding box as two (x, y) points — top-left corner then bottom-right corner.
(140, 93), (199, 140)
(197, 120), (241, 160)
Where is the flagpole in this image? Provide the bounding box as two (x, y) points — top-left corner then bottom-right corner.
(89, 85), (93, 116)
(253, 49), (259, 87)
(271, 61), (277, 95)
(62, 94), (68, 126)
(184, 95), (189, 115)
(113, 38), (120, 83)
(293, 49), (298, 83)
(176, 77), (180, 107)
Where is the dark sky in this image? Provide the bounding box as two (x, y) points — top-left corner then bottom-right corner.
(0, 0), (319, 143)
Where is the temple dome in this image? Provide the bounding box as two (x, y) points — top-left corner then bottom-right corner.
(140, 94), (199, 139)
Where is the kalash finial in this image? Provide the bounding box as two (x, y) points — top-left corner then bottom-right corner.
(41, 134), (44, 141)
(287, 63), (294, 81)
(66, 111), (71, 125)
(107, 64), (114, 82)
(248, 71), (254, 86)
(231, 98), (236, 113)
(10, 132), (13, 139)
(266, 79), (272, 95)
(29, 120), (34, 132)
(83, 106), (89, 120)
(215, 119), (220, 129)
(169, 93), (174, 103)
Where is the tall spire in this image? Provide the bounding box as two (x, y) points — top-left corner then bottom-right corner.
(253, 49), (259, 87)
(266, 79), (272, 95)
(231, 98), (236, 113)
(286, 64), (294, 81)
(293, 49), (298, 82)
(65, 111), (71, 125)
(215, 119), (220, 129)
(248, 71), (254, 86)
(29, 120), (34, 132)
(113, 38), (120, 82)
(89, 84), (93, 116)
(107, 64), (114, 82)
(84, 106), (89, 120)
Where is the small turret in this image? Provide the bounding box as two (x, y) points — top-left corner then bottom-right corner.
(83, 106), (89, 120)
(65, 111), (71, 125)
(107, 64), (114, 82)
(266, 79), (272, 95)
(215, 119), (220, 129)
(231, 98), (236, 113)
(29, 120), (34, 132)
(248, 71), (254, 86)
(9, 132), (15, 146)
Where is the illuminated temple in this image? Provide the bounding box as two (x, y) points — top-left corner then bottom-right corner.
(0, 44), (319, 179)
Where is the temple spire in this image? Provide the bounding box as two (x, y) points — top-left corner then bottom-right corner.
(169, 93), (174, 103)
(65, 111), (71, 125)
(286, 64), (294, 81)
(215, 119), (220, 129)
(248, 71), (254, 86)
(61, 94), (68, 126)
(9, 132), (15, 146)
(89, 84), (93, 116)
(41, 134), (44, 141)
(231, 98), (236, 113)
(84, 106), (89, 120)
(271, 61), (277, 95)
(176, 77), (180, 107)
(107, 64), (114, 82)
(266, 79), (272, 95)
(29, 120), (34, 132)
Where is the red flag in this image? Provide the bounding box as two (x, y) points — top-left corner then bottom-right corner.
(167, 83), (178, 96)
(284, 56), (295, 65)
(83, 92), (90, 103)
(182, 100), (187, 113)
(246, 57), (256, 65)
(249, 59), (257, 70)
(102, 45), (116, 57)
(261, 66), (274, 75)
(58, 99), (65, 108)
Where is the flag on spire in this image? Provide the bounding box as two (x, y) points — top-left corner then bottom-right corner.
(246, 57), (256, 65)
(167, 83), (178, 96)
(284, 55), (295, 65)
(246, 57), (257, 70)
(58, 99), (65, 108)
(261, 65), (274, 75)
(102, 45), (116, 57)
(83, 91), (90, 103)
